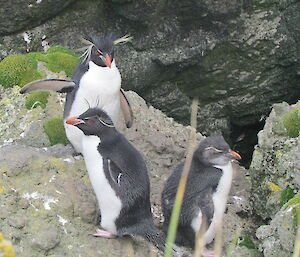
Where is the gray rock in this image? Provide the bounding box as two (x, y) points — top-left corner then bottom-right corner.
(256, 207), (295, 256)
(232, 246), (262, 257)
(0, 88), (254, 256)
(250, 101), (300, 219)
(0, 0), (77, 35)
(1, 0), (299, 138)
(31, 224), (61, 251)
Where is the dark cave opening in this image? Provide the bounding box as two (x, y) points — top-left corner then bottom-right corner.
(229, 121), (265, 169)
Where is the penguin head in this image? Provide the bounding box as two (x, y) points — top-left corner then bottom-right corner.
(195, 136), (241, 166)
(66, 108), (115, 136)
(87, 35), (115, 68)
(81, 34), (132, 68)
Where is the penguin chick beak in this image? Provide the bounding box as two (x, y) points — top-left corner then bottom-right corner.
(66, 116), (85, 126)
(101, 54), (112, 68)
(227, 150), (242, 160)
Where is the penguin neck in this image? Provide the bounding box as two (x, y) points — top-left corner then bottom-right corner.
(95, 128), (120, 148)
(88, 60), (119, 76)
(213, 161), (233, 193)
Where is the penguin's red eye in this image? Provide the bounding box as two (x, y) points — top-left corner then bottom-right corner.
(86, 120), (95, 125)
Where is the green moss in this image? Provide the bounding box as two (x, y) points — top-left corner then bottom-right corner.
(46, 46), (77, 56)
(283, 194), (300, 226)
(43, 117), (69, 146)
(0, 55), (43, 88)
(45, 52), (79, 77)
(25, 91), (50, 109)
(280, 187), (296, 206)
(283, 104), (300, 138)
(239, 235), (256, 249)
(29, 46), (79, 77)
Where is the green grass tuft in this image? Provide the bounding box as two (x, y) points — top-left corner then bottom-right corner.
(43, 117), (69, 146)
(45, 52), (79, 77)
(280, 187), (296, 206)
(283, 104), (300, 138)
(239, 235), (256, 249)
(28, 46), (79, 77)
(0, 55), (43, 88)
(46, 46), (77, 55)
(25, 91), (50, 110)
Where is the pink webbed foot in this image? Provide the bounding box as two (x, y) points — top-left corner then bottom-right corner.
(201, 247), (216, 257)
(91, 228), (116, 239)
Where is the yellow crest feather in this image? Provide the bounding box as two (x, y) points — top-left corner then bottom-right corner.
(114, 35), (133, 45)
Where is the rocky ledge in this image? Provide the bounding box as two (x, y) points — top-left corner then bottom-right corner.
(0, 85), (254, 256)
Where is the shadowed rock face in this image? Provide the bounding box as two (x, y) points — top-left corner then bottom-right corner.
(0, 0), (77, 36)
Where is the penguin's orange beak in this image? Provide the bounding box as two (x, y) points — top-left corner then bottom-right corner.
(101, 54), (112, 68)
(227, 150), (241, 160)
(66, 116), (85, 126)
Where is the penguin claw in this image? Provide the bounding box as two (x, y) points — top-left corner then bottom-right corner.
(91, 228), (116, 239)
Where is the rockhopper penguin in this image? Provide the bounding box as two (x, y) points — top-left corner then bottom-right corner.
(66, 108), (165, 250)
(161, 136), (241, 257)
(20, 34), (134, 154)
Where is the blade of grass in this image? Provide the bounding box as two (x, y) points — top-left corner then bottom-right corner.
(213, 219), (223, 257)
(193, 216), (207, 257)
(292, 206), (300, 257)
(225, 228), (241, 257)
(163, 98), (199, 257)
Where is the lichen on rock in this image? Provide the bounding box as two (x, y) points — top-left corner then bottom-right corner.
(250, 101), (300, 219)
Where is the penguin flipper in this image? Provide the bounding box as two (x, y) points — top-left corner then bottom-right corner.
(20, 79), (76, 94)
(119, 89), (134, 128)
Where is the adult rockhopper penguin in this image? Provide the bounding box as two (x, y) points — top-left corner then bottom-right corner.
(66, 108), (165, 251)
(20, 34), (133, 154)
(161, 136), (241, 257)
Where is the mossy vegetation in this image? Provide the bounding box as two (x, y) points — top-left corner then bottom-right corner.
(239, 235), (256, 249)
(28, 46), (79, 77)
(43, 117), (69, 146)
(25, 91), (50, 109)
(280, 187), (296, 206)
(283, 104), (300, 138)
(0, 46), (79, 89)
(0, 55), (43, 88)
(283, 194), (300, 226)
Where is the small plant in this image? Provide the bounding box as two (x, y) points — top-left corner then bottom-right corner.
(280, 187), (296, 206)
(283, 105), (300, 138)
(0, 232), (15, 257)
(43, 117), (69, 146)
(0, 55), (43, 88)
(25, 91), (50, 109)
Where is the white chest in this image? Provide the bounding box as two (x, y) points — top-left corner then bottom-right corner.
(69, 61), (121, 121)
(82, 135), (122, 234)
(203, 162), (233, 244)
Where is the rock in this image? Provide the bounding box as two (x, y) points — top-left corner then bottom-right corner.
(0, 0), (77, 35)
(256, 207), (296, 256)
(0, 0), (299, 141)
(250, 101), (300, 219)
(0, 86), (254, 256)
(7, 214), (26, 229)
(232, 246), (262, 257)
(31, 224), (61, 251)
